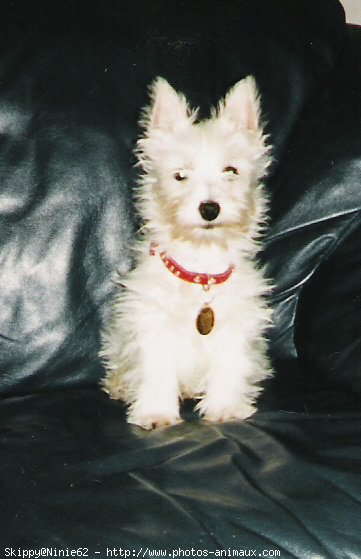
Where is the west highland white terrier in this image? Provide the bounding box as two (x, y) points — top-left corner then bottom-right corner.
(100, 76), (273, 429)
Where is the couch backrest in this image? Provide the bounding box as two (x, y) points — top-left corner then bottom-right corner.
(0, 0), (353, 401)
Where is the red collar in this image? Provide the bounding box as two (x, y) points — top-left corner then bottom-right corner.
(150, 243), (234, 287)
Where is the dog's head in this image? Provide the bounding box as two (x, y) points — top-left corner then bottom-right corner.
(136, 77), (271, 248)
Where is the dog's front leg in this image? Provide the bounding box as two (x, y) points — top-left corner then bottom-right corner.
(196, 334), (259, 423)
(127, 326), (182, 430)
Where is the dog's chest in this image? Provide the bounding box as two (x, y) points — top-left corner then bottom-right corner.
(155, 268), (238, 336)
(135, 249), (255, 336)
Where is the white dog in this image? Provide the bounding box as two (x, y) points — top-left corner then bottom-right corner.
(100, 76), (273, 429)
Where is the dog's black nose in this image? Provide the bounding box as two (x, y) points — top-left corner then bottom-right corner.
(199, 201), (220, 222)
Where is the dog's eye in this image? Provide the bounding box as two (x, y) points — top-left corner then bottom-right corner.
(223, 166), (239, 176)
(174, 171), (187, 182)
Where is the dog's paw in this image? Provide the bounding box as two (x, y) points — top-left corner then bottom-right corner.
(197, 400), (257, 423)
(128, 412), (183, 431)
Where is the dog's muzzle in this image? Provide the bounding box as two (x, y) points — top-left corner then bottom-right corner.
(199, 201), (220, 222)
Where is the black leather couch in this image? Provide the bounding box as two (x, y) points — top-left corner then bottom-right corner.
(1, 1), (360, 557)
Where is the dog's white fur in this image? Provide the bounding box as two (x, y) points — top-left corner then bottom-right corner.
(100, 76), (273, 429)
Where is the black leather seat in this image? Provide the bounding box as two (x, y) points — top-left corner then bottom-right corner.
(0, 1), (359, 557)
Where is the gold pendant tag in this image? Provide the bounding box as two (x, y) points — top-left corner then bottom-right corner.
(196, 306), (214, 335)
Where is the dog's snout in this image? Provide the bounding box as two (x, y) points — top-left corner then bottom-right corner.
(199, 201), (220, 222)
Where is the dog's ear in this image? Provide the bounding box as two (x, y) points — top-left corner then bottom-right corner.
(144, 77), (191, 133)
(219, 76), (262, 132)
